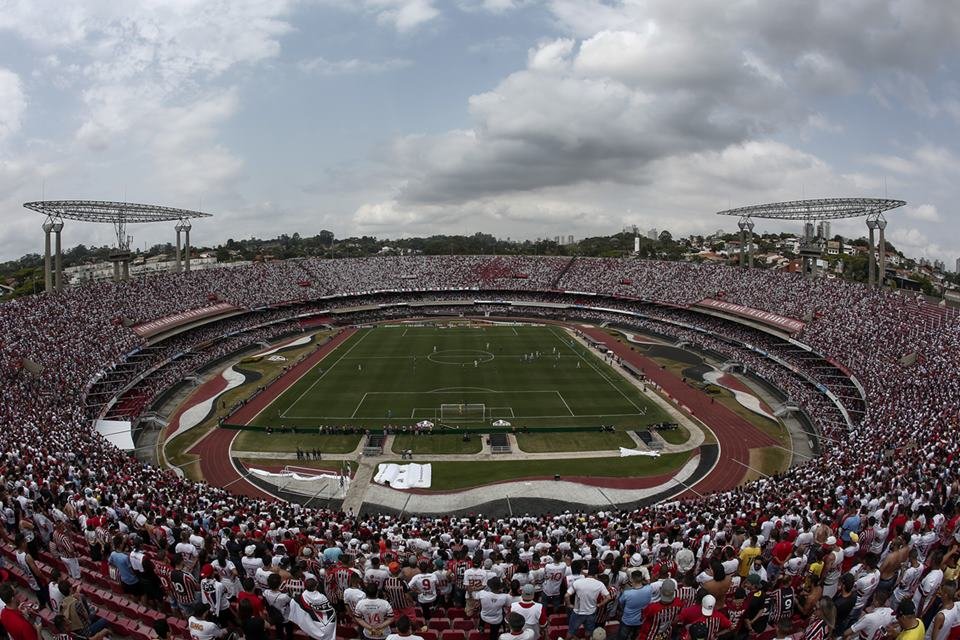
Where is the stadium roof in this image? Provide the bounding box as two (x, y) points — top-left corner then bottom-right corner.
(23, 200), (212, 223)
(715, 197), (906, 220)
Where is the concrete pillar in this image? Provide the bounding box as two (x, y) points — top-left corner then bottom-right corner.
(53, 220), (64, 292)
(113, 262), (121, 282)
(746, 219), (755, 269)
(42, 219), (54, 293)
(175, 227), (183, 273)
(121, 260), (129, 280)
(877, 217), (887, 288)
(867, 218), (877, 288)
(184, 226), (191, 272)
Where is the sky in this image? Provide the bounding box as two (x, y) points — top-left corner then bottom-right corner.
(1, 0), (959, 264)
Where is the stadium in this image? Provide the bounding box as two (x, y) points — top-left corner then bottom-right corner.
(2, 3), (959, 636)
(2, 198), (959, 637)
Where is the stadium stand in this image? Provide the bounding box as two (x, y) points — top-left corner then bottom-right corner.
(0, 255), (958, 638)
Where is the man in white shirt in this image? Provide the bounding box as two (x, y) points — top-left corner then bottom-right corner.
(465, 560), (495, 619)
(542, 556), (569, 609)
(477, 577), (514, 640)
(407, 562), (440, 620)
(928, 582), (959, 640)
(850, 553), (881, 619)
(499, 612), (536, 640)
(510, 584), (547, 639)
(188, 603), (227, 640)
(564, 563), (610, 638)
(844, 590), (894, 640)
(355, 584), (395, 640)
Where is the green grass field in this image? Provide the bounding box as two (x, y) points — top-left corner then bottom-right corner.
(246, 323), (668, 432)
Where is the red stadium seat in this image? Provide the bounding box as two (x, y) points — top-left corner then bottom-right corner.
(429, 618), (452, 631)
(440, 630), (467, 640)
(452, 619), (476, 631)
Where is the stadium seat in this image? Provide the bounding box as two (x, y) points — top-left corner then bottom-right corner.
(548, 626), (568, 640)
(440, 630), (467, 640)
(548, 613), (568, 627)
(429, 618), (452, 631)
(452, 619), (476, 631)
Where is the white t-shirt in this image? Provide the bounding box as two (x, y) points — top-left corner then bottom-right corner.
(476, 590), (513, 623)
(464, 568), (492, 600)
(567, 577), (609, 615)
(850, 607), (895, 640)
(188, 616), (226, 640)
(344, 587), (366, 613)
(542, 563), (568, 596)
(510, 600), (545, 635)
(408, 572), (439, 603)
(355, 598), (394, 639)
(499, 631), (535, 640)
(853, 569), (880, 611)
(914, 569), (944, 613)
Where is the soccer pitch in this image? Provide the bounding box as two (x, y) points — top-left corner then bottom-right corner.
(247, 323), (668, 430)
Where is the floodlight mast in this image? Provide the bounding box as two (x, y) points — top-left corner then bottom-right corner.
(23, 200), (212, 290)
(717, 198), (905, 284)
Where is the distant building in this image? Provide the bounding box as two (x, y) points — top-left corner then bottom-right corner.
(956, 257), (960, 273)
(647, 228), (658, 240)
(817, 221), (831, 240)
(567, 235), (574, 245)
(934, 259), (945, 272)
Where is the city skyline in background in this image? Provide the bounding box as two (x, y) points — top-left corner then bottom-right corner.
(1, 1), (959, 263)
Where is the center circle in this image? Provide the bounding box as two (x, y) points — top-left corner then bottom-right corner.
(427, 349), (495, 365)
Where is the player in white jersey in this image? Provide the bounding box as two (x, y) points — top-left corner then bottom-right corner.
(355, 585), (396, 640)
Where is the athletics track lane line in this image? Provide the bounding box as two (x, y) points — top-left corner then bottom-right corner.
(580, 327), (777, 497)
(189, 328), (357, 499)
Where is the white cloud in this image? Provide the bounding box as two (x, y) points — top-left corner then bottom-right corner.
(363, 0), (439, 32)
(905, 204), (941, 222)
(0, 69), (26, 141)
(298, 57), (412, 76)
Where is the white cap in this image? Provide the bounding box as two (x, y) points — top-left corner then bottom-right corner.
(245, 545), (256, 556)
(701, 594), (716, 616)
(825, 536), (837, 546)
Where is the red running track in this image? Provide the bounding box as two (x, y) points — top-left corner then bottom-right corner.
(580, 327), (777, 498)
(189, 328), (357, 499)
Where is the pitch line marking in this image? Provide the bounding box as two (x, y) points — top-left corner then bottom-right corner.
(556, 391), (575, 416)
(350, 392), (369, 418)
(550, 327), (645, 413)
(282, 329), (372, 418)
(285, 411), (647, 420)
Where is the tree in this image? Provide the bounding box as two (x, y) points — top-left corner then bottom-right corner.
(658, 230), (673, 244)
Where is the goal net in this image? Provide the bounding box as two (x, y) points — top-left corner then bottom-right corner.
(439, 403), (486, 421)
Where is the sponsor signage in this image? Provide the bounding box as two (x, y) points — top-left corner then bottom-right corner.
(132, 302), (238, 337)
(696, 298), (805, 334)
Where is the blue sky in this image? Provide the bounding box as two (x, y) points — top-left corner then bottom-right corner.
(0, 0), (958, 264)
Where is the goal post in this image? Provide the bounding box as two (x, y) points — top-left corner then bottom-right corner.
(440, 403), (486, 421)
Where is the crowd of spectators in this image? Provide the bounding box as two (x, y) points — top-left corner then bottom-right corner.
(1, 256), (959, 639)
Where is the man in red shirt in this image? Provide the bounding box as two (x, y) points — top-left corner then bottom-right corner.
(677, 595), (732, 640)
(0, 583), (41, 640)
(637, 579), (683, 640)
